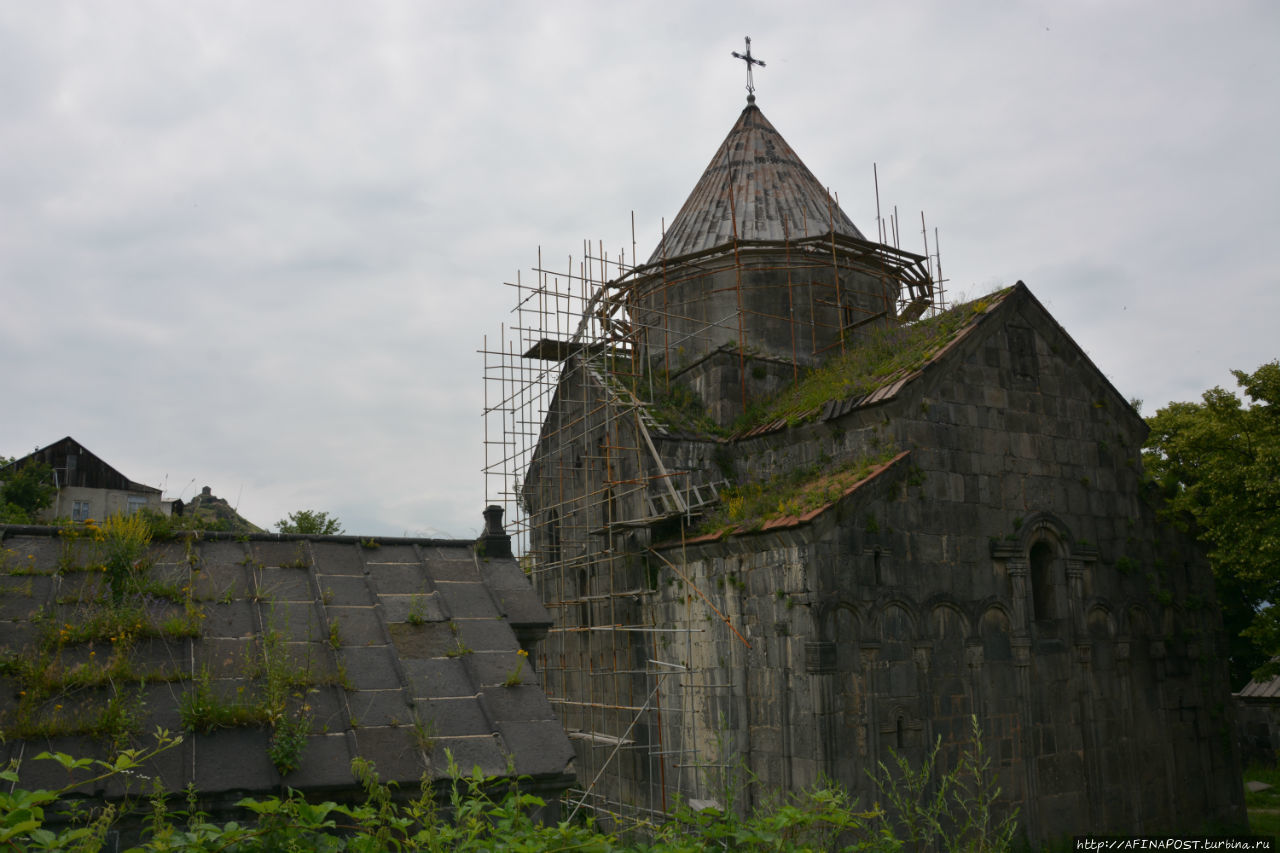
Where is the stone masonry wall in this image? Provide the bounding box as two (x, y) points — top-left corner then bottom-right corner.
(643, 288), (1244, 840)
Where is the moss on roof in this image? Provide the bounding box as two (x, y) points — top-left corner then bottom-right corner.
(629, 289), (1009, 441)
(0, 520), (571, 801)
(694, 448), (903, 538)
(734, 289), (1009, 432)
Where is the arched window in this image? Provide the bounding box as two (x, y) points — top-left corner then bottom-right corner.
(896, 716), (905, 749)
(1030, 540), (1056, 621)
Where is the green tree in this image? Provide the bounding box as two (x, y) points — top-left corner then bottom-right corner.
(1143, 360), (1280, 687)
(0, 455), (57, 524)
(275, 509), (343, 536)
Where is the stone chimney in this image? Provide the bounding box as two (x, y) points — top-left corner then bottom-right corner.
(478, 504), (512, 558)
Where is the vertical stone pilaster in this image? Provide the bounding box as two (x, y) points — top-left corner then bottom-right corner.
(1008, 558), (1030, 635)
(805, 640), (838, 782)
(1012, 637), (1039, 841)
(1067, 560), (1086, 638)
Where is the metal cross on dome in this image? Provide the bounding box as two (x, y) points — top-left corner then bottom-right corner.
(731, 36), (765, 102)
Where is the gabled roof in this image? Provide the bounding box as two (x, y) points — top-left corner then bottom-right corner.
(723, 282), (1144, 442)
(728, 288), (1014, 440)
(0, 529), (573, 805)
(5, 436), (159, 494)
(646, 104), (865, 265)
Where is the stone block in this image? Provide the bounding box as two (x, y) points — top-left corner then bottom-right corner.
(310, 542), (368, 575)
(367, 562), (428, 594)
(340, 646), (403, 691)
(356, 726), (427, 783)
(403, 657), (471, 699)
(202, 600), (256, 638)
(251, 541), (312, 569)
(194, 728), (275, 793)
(195, 637), (254, 676)
(317, 575), (374, 606)
(422, 556), (482, 582)
(423, 696), (492, 737)
(192, 563), (249, 601)
(346, 688), (413, 727)
(381, 592), (444, 624)
(328, 605), (385, 647)
(437, 734), (509, 778)
(435, 581), (501, 619)
(195, 541), (252, 571)
(365, 544), (422, 564)
(256, 568), (314, 602)
(491, 717), (573, 778)
(264, 601), (324, 642)
(280, 733), (355, 789)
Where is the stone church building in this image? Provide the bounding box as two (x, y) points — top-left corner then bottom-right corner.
(506, 94), (1245, 840)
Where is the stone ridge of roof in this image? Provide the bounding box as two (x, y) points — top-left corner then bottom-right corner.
(646, 103), (864, 265)
(0, 531), (572, 806)
(0, 525), (479, 549)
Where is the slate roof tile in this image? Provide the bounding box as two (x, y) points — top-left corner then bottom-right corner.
(0, 528), (568, 807)
(497, 720), (578, 778)
(425, 696), (493, 737)
(379, 592), (445, 624)
(403, 657), (473, 700)
(367, 563), (428, 593)
(453, 618), (519, 653)
(437, 735), (508, 777)
(479, 683), (557, 723)
(319, 575), (375, 605)
(434, 581), (502, 619)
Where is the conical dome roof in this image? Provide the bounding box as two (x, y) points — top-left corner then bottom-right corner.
(646, 103), (864, 265)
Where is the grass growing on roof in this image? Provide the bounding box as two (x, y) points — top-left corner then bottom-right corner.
(643, 374), (727, 436)
(698, 448), (899, 536)
(624, 291), (1005, 439)
(734, 291), (1005, 431)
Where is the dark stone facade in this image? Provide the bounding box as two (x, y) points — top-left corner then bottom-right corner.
(523, 284), (1245, 840)
(517, 99), (1243, 840)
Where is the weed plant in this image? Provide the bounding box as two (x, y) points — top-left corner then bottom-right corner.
(699, 449), (898, 535)
(101, 512), (154, 603)
(0, 720), (1022, 852)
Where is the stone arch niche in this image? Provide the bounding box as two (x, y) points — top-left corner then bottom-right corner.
(810, 601), (865, 788)
(989, 512), (1098, 643)
(976, 603), (1019, 773)
(928, 602), (972, 741)
(1086, 604), (1116, 674)
(874, 602), (923, 762)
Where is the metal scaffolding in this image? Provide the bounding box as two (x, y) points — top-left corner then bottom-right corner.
(481, 192), (943, 824)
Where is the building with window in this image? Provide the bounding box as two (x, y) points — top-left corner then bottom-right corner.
(486, 95), (1245, 840)
(4, 436), (167, 521)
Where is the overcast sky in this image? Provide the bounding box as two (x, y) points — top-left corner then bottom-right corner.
(2, 2), (1276, 539)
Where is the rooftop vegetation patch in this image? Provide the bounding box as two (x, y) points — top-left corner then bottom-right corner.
(0, 513), (206, 747)
(622, 291), (1006, 441)
(697, 448), (900, 537)
(734, 291), (1005, 431)
(644, 375), (726, 436)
